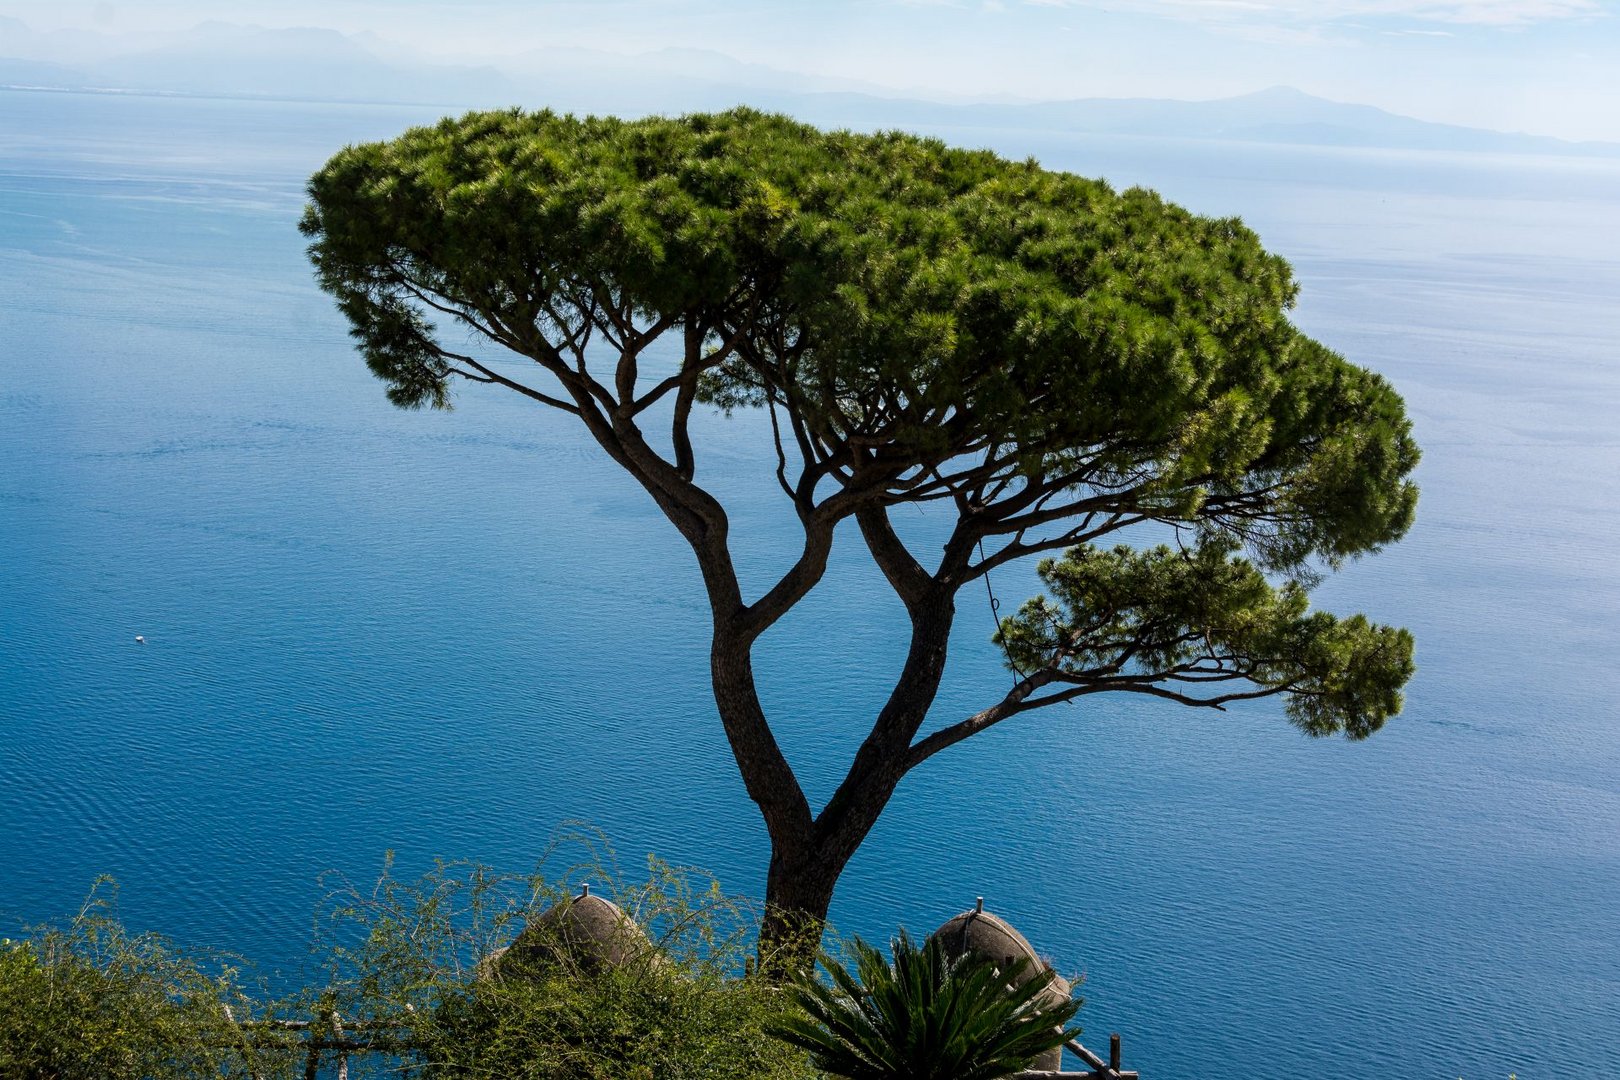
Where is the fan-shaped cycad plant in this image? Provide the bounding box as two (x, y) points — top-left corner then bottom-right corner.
(770, 929), (1080, 1080)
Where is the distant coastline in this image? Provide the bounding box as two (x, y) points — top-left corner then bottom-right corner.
(0, 81), (450, 110)
(4, 79), (1619, 163)
(3, 17), (1618, 162)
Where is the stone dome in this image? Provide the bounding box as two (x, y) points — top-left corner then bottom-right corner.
(483, 885), (657, 980)
(930, 900), (1074, 1072)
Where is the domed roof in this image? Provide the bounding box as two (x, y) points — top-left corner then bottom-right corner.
(484, 885), (657, 980)
(930, 899), (1074, 1071)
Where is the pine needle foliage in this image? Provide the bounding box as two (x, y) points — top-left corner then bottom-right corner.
(772, 930), (1079, 1080)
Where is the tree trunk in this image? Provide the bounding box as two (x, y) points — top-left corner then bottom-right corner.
(758, 841), (844, 973)
(745, 592), (959, 972)
(755, 773), (905, 971)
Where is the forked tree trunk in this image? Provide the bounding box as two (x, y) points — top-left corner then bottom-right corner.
(758, 844), (843, 971)
(737, 592), (959, 971)
(754, 768), (915, 970)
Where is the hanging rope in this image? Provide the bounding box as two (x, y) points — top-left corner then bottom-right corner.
(978, 538), (1029, 684)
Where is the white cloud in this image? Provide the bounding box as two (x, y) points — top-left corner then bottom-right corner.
(1211, 22), (1347, 45)
(1031, 0), (1603, 28)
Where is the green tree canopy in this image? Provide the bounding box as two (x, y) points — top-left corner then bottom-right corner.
(302, 107), (1418, 955)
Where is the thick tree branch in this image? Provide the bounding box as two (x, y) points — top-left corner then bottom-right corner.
(811, 585), (958, 863)
(856, 505), (931, 612)
(905, 672), (1300, 771)
(670, 325), (703, 483)
(903, 670), (1059, 770)
(964, 512), (1145, 582)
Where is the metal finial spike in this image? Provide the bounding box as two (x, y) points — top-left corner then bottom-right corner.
(975, 896), (984, 913)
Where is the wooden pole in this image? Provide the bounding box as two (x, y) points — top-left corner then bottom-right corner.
(1065, 1038), (1110, 1072)
(333, 1012), (348, 1080)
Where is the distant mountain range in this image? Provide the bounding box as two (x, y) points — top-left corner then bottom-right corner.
(817, 85), (1620, 158)
(3, 16), (1616, 159)
(0, 19), (515, 105)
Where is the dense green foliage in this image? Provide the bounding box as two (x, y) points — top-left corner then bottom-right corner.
(302, 106), (1416, 744)
(302, 106), (1415, 569)
(0, 852), (821, 1079)
(307, 850), (818, 1079)
(0, 885), (279, 1080)
(420, 954), (812, 1079)
(773, 930), (1079, 1080)
(2, 838), (1108, 1078)
(995, 539), (1416, 738)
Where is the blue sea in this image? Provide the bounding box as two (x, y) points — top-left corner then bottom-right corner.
(2, 89), (1618, 1079)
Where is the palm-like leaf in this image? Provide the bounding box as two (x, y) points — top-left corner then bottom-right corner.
(769, 929), (1080, 1080)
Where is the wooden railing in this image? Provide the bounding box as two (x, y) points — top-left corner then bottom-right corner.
(1013, 1032), (1139, 1080)
(225, 1012), (1137, 1079)
(222, 1008), (407, 1080)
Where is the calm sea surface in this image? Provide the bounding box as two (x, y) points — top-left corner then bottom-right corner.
(2, 89), (1618, 1079)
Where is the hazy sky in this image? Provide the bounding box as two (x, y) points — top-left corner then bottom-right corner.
(5, 0), (1618, 140)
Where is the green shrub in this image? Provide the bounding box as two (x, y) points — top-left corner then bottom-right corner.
(418, 955), (811, 1079)
(0, 882), (286, 1080)
(301, 833), (821, 1079)
(17, 834), (1136, 1078)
